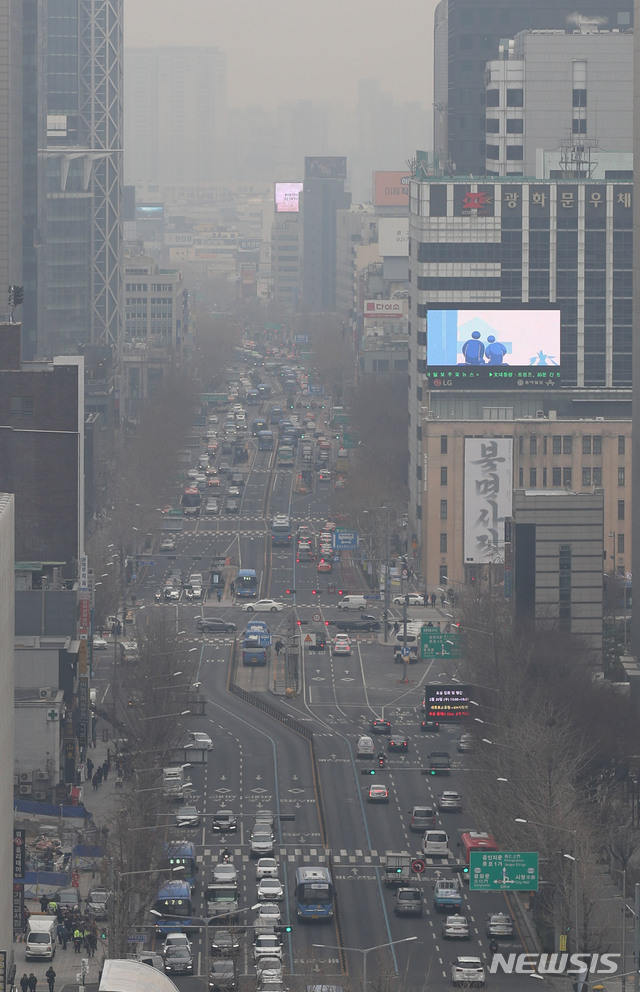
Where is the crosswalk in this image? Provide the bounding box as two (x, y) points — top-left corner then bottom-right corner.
(199, 847), (457, 868)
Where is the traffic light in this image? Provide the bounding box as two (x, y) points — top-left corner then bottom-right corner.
(361, 768), (376, 776)
(275, 924), (293, 934)
(285, 589), (296, 594)
(451, 864), (469, 875)
(100, 927), (107, 940)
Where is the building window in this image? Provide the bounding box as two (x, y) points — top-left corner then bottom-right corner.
(10, 396), (35, 416)
(572, 119), (587, 134)
(593, 467), (602, 487)
(618, 435), (626, 455)
(440, 533), (448, 554)
(593, 436), (602, 454)
(558, 544), (571, 627)
(543, 467), (548, 486)
(506, 89), (524, 107)
(441, 467), (448, 486)
(440, 500), (448, 520)
(486, 145), (500, 160)
(563, 467), (572, 486)
(486, 89), (499, 108)
(506, 145), (524, 160)
(486, 118), (499, 133)
(582, 468), (591, 486)
(529, 436), (537, 455)
(618, 499), (625, 520)
(529, 468), (537, 487)
(518, 467), (524, 487)
(552, 467), (561, 486)
(618, 467), (626, 487)
(552, 435), (561, 455)
(439, 565), (448, 585)
(506, 118), (524, 134)
(518, 436), (524, 455)
(543, 436), (548, 455)
(618, 533), (625, 554)
(573, 89), (587, 107)
(441, 435), (448, 454)
(582, 436), (591, 454)
(563, 436), (573, 454)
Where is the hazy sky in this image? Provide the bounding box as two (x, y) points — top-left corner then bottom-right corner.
(125, 0), (440, 109)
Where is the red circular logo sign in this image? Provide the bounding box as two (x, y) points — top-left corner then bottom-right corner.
(411, 859), (426, 874)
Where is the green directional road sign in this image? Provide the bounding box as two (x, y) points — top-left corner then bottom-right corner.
(469, 851), (539, 891)
(420, 628), (461, 660)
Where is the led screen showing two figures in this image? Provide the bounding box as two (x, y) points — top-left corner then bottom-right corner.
(425, 308), (562, 388)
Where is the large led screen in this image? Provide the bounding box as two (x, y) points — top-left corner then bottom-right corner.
(274, 182), (303, 213)
(425, 308), (561, 388)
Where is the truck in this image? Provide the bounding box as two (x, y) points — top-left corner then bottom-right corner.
(162, 765), (191, 800)
(205, 882), (240, 922)
(428, 751), (452, 775)
(242, 620), (272, 667)
(382, 852), (413, 888)
(433, 878), (462, 912)
(335, 448), (349, 474)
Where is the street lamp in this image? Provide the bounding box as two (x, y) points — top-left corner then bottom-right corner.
(362, 506), (392, 643)
(313, 936), (418, 992)
(515, 817), (579, 950)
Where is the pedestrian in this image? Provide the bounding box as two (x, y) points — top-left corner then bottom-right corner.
(73, 927), (82, 953)
(440, 592), (446, 606)
(45, 967), (56, 992)
(27, 974), (37, 992)
(92, 773), (98, 791)
(47, 899), (57, 915)
(40, 894), (49, 913)
(430, 592), (436, 608)
(230, 580), (235, 596)
(489, 938), (499, 959)
(102, 760), (109, 781)
(393, 621), (400, 635)
(96, 766), (103, 786)
(20, 974), (28, 992)
(217, 587), (222, 602)
(86, 758), (93, 780)
(88, 930), (97, 955)
(274, 640), (283, 656)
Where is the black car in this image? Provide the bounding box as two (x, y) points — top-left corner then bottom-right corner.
(211, 929), (241, 956)
(197, 617), (237, 634)
(370, 719), (392, 735)
(164, 946), (194, 975)
(212, 810), (238, 833)
(209, 959), (237, 992)
(421, 719), (440, 732)
(332, 616), (381, 633)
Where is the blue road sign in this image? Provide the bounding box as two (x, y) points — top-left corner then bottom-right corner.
(333, 530), (358, 551)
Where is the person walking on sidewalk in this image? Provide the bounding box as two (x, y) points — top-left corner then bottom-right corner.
(20, 974), (28, 992)
(56, 922), (67, 949)
(217, 588), (222, 603)
(102, 760), (109, 781)
(45, 967), (56, 992)
(27, 974), (37, 992)
(86, 757), (93, 780)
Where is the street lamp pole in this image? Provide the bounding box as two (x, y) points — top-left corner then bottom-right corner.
(515, 817), (578, 950)
(313, 936), (418, 992)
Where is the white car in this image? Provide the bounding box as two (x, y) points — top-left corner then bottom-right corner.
(250, 829), (275, 857)
(333, 635), (351, 656)
(162, 932), (191, 956)
(255, 902), (282, 925)
(213, 862), (238, 884)
(243, 600), (284, 613)
(254, 935), (283, 962)
(257, 878), (284, 902)
(392, 593), (425, 606)
(451, 957), (485, 987)
(160, 537), (176, 551)
(92, 637), (108, 651)
(255, 858), (279, 879)
(189, 731), (213, 750)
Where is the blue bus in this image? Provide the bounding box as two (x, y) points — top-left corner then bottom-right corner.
(294, 865), (334, 921)
(272, 515), (292, 546)
(152, 878), (194, 933)
(258, 430), (274, 451)
(164, 841), (197, 891)
(236, 568), (258, 598)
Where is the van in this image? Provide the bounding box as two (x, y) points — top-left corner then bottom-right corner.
(422, 830), (449, 857)
(408, 805), (436, 832)
(26, 916), (57, 960)
(356, 735), (375, 758)
(338, 595), (367, 611)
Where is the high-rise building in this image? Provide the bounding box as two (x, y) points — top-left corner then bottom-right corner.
(631, 0), (640, 662)
(0, 492), (15, 961)
(301, 157), (351, 313)
(0, 2), (24, 326)
(124, 48), (227, 187)
(433, 0), (633, 177)
(43, 0), (123, 358)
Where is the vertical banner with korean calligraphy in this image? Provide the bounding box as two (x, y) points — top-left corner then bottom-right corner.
(13, 828), (25, 935)
(464, 438), (513, 564)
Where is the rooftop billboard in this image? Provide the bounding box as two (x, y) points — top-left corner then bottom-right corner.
(425, 307), (561, 389)
(274, 182), (303, 213)
(305, 156), (347, 180)
(373, 171), (411, 207)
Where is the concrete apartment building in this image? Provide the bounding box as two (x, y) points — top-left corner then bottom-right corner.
(484, 29), (633, 178)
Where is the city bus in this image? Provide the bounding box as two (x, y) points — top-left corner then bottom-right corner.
(271, 514), (292, 546)
(258, 430), (274, 451)
(294, 865), (334, 920)
(164, 841), (197, 891)
(235, 568), (258, 598)
(152, 878), (195, 933)
(459, 831), (499, 884)
(181, 487), (201, 518)
(277, 444), (295, 468)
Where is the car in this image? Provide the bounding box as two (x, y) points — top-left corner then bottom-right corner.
(163, 585), (180, 601)
(331, 617), (380, 633)
(213, 862), (238, 884)
(255, 956), (283, 978)
(86, 888), (110, 919)
(485, 913), (514, 938)
(451, 957), (485, 987)
(210, 929), (241, 956)
(421, 718), (440, 732)
(164, 945), (194, 975)
(250, 829), (275, 857)
(317, 558), (332, 573)
(255, 902), (282, 925)
(253, 935), (283, 963)
(205, 463), (218, 475)
(162, 932), (192, 956)
(409, 805), (437, 832)
(208, 476), (222, 488)
(253, 809), (276, 829)
(438, 791), (463, 812)
(92, 636), (108, 651)
(255, 858), (279, 879)
(368, 784), (389, 803)
(333, 635), (351, 655)
(187, 468), (198, 479)
(189, 731), (213, 750)
(175, 805), (201, 828)
(225, 499), (239, 514)
(257, 878), (284, 902)
(209, 959), (238, 991)
(197, 617), (237, 634)
(457, 734), (475, 753)
(160, 536), (176, 551)
(205, 499), (219, 515)
(186, 584), (203, 600)
(318, 469), (331, 482)
(394, 888), (423, 917)
(388, 737), (409, 752)
(356, 735), (375, 758)
(443, 915), (471, 940)
(370, 719), (392, 735)
(195, 472), (207, 485)
(212, 810), (238, 833)
(423, 830), (450, 857)
(227, 486), (241, 497)
(243, 600), (284, 613)
(392, 593), (425, 606)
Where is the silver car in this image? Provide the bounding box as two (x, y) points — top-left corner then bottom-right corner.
(442, 915), (470, 939)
